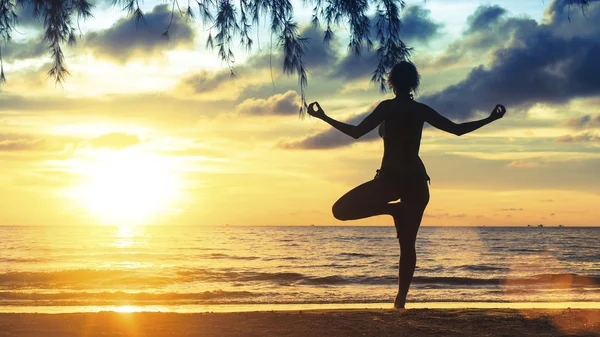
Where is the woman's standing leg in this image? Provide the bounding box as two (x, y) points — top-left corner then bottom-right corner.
(393, 181), (430, 309)
(394, 219), (420, 309)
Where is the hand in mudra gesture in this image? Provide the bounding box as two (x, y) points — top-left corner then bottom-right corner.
(307, 102), (326, 120)
(490, 104), (506, 121)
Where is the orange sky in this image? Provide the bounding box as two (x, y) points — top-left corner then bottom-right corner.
(1, 0), (599, 227)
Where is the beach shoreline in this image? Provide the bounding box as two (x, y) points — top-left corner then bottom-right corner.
(1, 308), (599, 336)
(2, 301), (600, 314)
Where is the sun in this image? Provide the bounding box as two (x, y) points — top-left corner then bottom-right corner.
(68, 149), (183, 226)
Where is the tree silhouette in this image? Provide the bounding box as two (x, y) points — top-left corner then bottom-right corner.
(0, 0), (595, 114)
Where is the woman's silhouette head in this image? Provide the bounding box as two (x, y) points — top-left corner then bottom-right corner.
(387, 61), (420, 98)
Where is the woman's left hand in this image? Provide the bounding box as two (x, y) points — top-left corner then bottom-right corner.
(307, 102), (326, 120)
(489, 104), (506, 121)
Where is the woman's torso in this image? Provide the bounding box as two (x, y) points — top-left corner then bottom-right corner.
(378, 98), (429, 181)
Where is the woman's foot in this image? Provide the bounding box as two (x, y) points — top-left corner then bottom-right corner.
(393, 293), (406, 309)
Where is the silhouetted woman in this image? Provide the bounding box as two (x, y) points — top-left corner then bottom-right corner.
(307, 61), (506, 309)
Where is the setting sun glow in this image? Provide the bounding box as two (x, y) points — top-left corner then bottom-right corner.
(67, 150), (184, 226)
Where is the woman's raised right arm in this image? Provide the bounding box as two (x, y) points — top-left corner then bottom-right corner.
(422, 103), (506, 136)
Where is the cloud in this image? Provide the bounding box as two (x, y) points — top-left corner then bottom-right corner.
(500, 208), (524, 211)
(330, 5), (442, 82)
(179, 70), (232, 95)
(0, 138), (45, 151)
(87, 132), (141, 149)
(400, 5), (443, 43)
(330, 50), (379, 82)
(562, 114), (600, 129)
(2, 38), (46, 62)
(83, 4), (195, 62)
(420, 0), (600, 120)
(424, 212), (467, 219)
(555, 132), (600, 143)
(280, 102), (380, 149)
(423, 5), (532, 72)
(14, 1), (41, 28)
(465, 5), (508, 34)
(508, 161), (539, 168)
(175, 51), (283, 99)
(236, 91), (301, 116)
(299, 25), (340, 70)
(0, 133), (75, 154)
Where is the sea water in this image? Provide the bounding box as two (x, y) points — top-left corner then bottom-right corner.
(1, 226), (599, 311)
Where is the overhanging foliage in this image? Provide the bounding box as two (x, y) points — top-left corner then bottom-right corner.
(0, 0), (595, 114)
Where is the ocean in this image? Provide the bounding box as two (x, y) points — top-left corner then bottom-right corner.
(1, 226), (599, 312)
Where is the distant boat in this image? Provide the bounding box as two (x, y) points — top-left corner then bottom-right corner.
(538, 224), (544, 227)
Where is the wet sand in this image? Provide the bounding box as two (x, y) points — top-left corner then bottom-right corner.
(0, 308), (599, 336)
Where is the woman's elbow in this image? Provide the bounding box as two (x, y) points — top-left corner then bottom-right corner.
(452, 126), (466, 136)
(350, 129), (364, 139)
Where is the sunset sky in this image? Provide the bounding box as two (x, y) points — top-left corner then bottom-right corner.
(1, 0), (599, 227)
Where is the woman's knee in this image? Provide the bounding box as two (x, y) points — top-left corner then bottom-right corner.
(332, 201), (351, 221)
(400, 245), (416, 256)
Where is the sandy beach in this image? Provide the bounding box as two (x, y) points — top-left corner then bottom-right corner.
(1, 309), (599, 337)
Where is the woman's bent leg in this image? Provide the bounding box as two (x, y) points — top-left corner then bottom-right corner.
(332, 179), (399, 221)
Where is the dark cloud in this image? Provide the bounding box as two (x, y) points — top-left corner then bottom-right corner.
(330, 5), (442, 81)
(83, 4), (195, 62)
(281, 1), (600, 151)
(555, 132), (600, 143)
(3, 38), (46, 62)
(427, 5), (536, 71)
(420, 0), (600, 120)
(14, 1), (41, 28)
(177, 8), (438, 97)
(237, 90), (301, 115)
(330, 50), (379, 82)
(179, 70), (232, 94)
(400, 5), (443, 42)
(15, 0), (114, 30)
(279, 102), (380, 149)
(562, 114), (600, 129)
(88, 132), (140, 149)
(465, 5), (508, 34)
(300, 25), (339, 70)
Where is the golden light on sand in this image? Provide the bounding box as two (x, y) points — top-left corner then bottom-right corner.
(68, 150), (184, 226)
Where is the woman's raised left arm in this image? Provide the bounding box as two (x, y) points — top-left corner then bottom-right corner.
(308, 101), (386, 139)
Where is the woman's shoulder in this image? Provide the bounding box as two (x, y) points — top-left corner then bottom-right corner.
(381, 97), (428, 111)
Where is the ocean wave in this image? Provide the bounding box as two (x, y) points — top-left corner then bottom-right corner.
(0, 257), (49, 263)
(0, 270), (172, 289)
(338, 253), (376, 258)
(1, 269), (599, 290)
(198, 253), (260, 260)
(413, 274), (600, 288)
(0, 290), (258, 301)
(455, 265), (510, 272)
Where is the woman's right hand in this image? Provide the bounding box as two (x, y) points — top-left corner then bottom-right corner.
(307, 102), (326, 120)
(490, 104), (506, 121)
